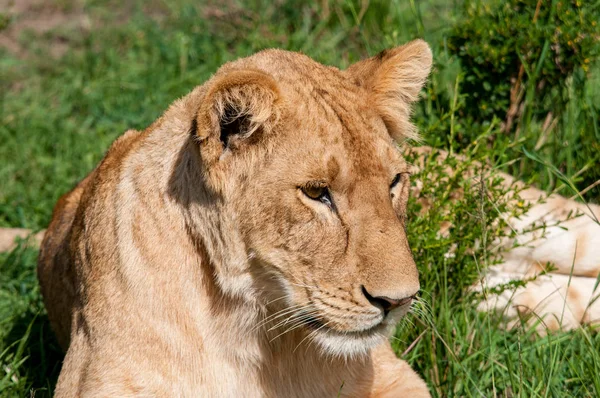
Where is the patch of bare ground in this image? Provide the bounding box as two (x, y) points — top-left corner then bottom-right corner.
(0, 227), (44, 252)
(0, 0), (90, 58)
(0, 0), (173, 60)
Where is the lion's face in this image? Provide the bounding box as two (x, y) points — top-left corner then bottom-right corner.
(195, 41), (432, 356)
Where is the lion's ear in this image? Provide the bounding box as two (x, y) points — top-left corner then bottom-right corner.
(194, 69), (281, 162)
(346, 39), (432, 142)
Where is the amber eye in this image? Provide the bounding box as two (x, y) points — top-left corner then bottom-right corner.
(301, 183), (334, 208)
(303, 185), (325, 199)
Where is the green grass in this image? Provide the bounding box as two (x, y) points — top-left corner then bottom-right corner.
(1, 0), (599, 396)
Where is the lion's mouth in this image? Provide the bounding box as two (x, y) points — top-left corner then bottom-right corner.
(304, 315), (385, 337)
(300, 312), (394, 357)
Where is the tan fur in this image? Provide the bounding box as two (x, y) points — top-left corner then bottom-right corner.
(36, 41), (433, 397)
(477, 190), (600, 332)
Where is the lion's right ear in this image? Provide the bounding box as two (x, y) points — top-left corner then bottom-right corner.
(194, 69), (281, 165)
(346, 39), (432, 142)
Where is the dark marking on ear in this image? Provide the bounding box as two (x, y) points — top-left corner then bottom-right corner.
(220, 104), (251, 149)
(376, 49), (388, 61)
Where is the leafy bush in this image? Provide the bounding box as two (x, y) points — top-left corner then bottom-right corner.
(448, 0), (600, 127)
(440, 0), (600, 200)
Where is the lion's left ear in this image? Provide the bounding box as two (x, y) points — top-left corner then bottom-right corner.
(194, 69), (282, 166)
(346, 39), (432, 141)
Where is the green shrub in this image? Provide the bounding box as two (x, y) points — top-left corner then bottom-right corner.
(448, 0), (600, 127)
(436, 0), (600, 200)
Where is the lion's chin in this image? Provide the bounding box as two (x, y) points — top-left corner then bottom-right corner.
(307, 321), (394, 359)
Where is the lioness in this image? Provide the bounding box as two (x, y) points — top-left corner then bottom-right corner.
(38, 40), (433, 396)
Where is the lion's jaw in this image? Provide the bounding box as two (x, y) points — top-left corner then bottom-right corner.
(189, 43), (432, 358)
(264, 268), (415, 358)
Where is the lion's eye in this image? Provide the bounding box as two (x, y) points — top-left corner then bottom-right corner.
(390, 173), (403, 189)
(390, 173), (409, 199)
(301, 184), (333, 208)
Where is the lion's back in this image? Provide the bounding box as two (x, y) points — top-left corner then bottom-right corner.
(37, 129), (142, 350)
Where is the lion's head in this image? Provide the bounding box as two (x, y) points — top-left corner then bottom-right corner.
(189, 40), (432, 357)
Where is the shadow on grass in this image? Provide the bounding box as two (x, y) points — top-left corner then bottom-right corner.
(6, 314), (63, 397)
(0, 242), (63, 397)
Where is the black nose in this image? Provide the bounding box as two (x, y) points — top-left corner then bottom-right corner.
(361, 286), (414, 315)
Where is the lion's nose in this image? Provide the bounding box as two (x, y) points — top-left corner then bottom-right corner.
(361, 286), (414, 316)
